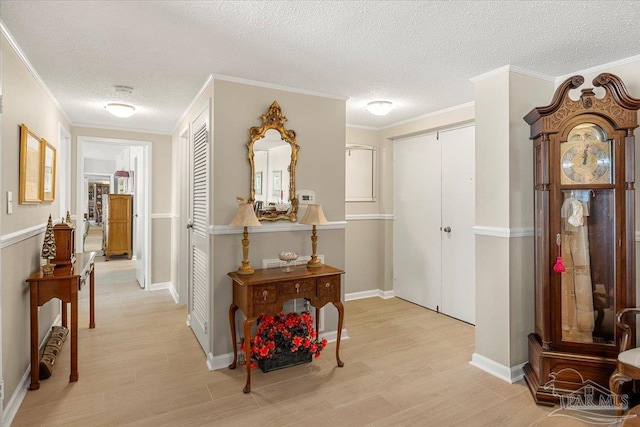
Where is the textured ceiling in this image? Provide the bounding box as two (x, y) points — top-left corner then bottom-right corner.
(2, 1), (640, 134)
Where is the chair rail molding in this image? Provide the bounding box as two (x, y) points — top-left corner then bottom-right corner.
(472, 225), (534, 238)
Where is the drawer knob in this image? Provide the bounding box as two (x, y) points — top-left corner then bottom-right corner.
(325, 282), (331, 288)
(295, 283), (300, 293)
(262, 290), (268, 301)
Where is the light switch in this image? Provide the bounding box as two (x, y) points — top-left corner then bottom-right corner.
(6, 191), (12, 214)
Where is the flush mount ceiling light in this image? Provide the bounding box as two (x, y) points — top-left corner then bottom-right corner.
(366, 100), (394, 116)
(105, 103), (136, 118)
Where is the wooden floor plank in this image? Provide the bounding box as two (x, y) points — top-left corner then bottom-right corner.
(11, 250), (606, 426)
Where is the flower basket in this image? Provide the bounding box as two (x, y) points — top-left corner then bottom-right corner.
(250, 312), (327, 373)
(258, 350), (312, 373)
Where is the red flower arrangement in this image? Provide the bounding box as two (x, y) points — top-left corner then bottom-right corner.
(250, 312), (327, 361)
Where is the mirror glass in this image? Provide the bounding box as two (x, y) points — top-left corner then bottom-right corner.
(248, 101), (299, 221)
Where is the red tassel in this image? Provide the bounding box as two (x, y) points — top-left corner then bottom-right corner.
(553, 256), (566, 273)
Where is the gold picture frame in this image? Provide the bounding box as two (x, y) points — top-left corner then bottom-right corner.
(19, 124), (43, 204)
(41, 140), (56, 202)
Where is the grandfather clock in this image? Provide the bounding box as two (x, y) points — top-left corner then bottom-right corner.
(523, 73), (640, 405)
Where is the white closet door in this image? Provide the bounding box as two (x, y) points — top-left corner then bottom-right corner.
(440, 125), (475, 324)
(393, 133), (442, 310)
(189, 107), (211, 353)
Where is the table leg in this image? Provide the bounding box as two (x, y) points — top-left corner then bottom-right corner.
(228, 304), (239, 369)
(70, 285), (78, 382)
(61, 300), (67, 328)
(29, 284), (40, 390)
(89, 264), (95, 329)
(243, 316), (256, 393)
(332, 301), (345, 368)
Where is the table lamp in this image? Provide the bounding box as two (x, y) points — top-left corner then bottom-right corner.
(229, 198), (261, 275)
(299, 204), (328, 268)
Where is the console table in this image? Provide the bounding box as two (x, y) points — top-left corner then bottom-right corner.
(228, 264), (345, 393)
(26, 251), (96, 390)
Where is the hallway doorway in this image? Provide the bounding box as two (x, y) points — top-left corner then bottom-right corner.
(76, 136), (152, 289)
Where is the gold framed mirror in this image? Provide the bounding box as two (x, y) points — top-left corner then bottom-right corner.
(248, 101), (299, 221)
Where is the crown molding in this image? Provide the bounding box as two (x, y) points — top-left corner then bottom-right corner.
(470, 65), (555, 83)
(73, 122), (171, 136)
(211, 74), (349, 101)
(555, 54), (640, 85)
(379, 101), (475, 131)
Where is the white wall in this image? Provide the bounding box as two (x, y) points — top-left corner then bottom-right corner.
(84, 158), (116, 175)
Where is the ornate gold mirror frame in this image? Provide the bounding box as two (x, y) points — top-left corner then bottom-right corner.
(248, 101), (299, 221)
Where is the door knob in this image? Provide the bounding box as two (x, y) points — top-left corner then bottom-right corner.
(443, 226), (451, 233)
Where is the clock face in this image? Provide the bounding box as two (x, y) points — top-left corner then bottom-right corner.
(560, 124), (612, 185)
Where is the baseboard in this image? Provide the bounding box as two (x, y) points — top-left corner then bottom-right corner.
(3, 315), (63, 426)
(3, 368), (30, 427)
(149, 282), (179, 303)
(345, 289), (395, 301)
(469, 353), (525, 384)
(207, 352), (234, 371)
(319, 328), (349, 343)
(205, 328), (349, 371)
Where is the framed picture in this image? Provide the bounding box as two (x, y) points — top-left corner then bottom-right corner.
(272, 170), (282, 197)
(255, 171), (263, 196)
(19, 124), (43, 204)
(41, 140), (56, 202)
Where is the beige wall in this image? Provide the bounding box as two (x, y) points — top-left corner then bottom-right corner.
(210, 80), (346, 224)
(345, 127), (388, 294)
(1, 33), (69, 233)
(473, 69), (555, 367)
(1, 32), (71, 406)
(211, 80), (346, 356)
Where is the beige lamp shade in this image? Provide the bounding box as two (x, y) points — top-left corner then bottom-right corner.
(229, 202), (261, 227)
(299, 204), (329, 225)
(229, 198), (261, 275)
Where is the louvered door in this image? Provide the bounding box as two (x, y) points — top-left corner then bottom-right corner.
(188, 106), (210, 354)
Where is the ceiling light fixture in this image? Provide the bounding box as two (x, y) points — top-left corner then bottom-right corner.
(105, 103), (136, 118)
(366, 100), (394, 116)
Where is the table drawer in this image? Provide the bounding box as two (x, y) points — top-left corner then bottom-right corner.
(280, 279), (315, 297)
(252, 285), (278, 304)
(317, 276), (340, 299)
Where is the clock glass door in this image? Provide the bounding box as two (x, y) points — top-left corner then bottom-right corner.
(559, 189), (616, 345)
(557, 122), (617, 347)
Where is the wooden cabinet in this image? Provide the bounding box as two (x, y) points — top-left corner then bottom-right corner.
(523, 73), (640, 405)
(104, 194), (132, 260)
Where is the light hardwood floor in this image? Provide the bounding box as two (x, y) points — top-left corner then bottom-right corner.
(12, 253), (600, 426)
